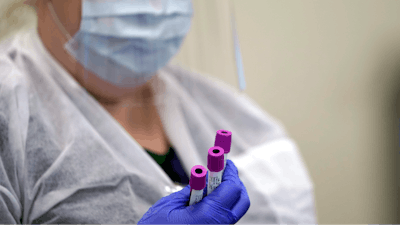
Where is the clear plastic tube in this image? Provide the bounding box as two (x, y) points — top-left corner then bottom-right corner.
(189, 165), (207, 206)
(206, 146), (224, 196)
(222, 153), (228, 174)
(207, 170), (223, 196)
(214, 130), (232, 175)
(189, 189), (204, 206)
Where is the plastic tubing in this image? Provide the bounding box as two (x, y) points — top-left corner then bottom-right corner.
(189, 165), (207, 206)
(207, 146), (225, 196)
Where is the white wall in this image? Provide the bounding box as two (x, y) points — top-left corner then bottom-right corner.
(1, 0), (399, 223)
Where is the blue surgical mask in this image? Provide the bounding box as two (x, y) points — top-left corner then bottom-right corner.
(50, 0), (193, 88)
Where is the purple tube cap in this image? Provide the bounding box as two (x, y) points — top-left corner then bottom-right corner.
(190, 165), (207, 191)
(214, 130), (232, 154)
(207, 146), (225, 172)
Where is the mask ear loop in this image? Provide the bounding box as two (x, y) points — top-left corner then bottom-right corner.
(47, 1), (92, 94)
(47, 1), (72, 40)
(47, 1), (82, 77)
(229, 0), (246, 92)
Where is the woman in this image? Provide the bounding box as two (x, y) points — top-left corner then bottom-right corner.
(0, 0), (316, 223)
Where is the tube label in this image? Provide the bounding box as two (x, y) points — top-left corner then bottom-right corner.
(207, 170), (223, 195)
(189, 189), (204, 206)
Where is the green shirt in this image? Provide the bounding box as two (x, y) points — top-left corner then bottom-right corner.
(144, 146), (190, 185)
(144, 147), (171, 165)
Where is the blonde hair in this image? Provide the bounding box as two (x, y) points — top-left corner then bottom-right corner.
(0, 0), (38, 41)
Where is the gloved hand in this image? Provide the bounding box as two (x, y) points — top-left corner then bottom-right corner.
(137, 159), (250, 224)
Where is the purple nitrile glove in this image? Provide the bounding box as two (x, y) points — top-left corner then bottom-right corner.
(137, 160), (250, 224)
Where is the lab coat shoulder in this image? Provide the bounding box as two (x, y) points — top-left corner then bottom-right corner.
(0, 33), (32, 110)
(163, 64), (289, 150)
(0, 51), (30, 223)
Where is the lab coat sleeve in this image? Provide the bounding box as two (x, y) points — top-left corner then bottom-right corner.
(231, 137), (317, 224)
(0, 57), (27, 223)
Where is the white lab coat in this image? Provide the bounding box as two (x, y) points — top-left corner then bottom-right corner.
(0, 28), (317, 223)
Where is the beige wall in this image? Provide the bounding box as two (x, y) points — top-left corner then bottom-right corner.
(1, 0), (399, 223)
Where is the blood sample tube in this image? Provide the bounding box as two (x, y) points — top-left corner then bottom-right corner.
(189, 165), (207, 206)
(214, 129), (232, 173)
(207, 146), (224, 196)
